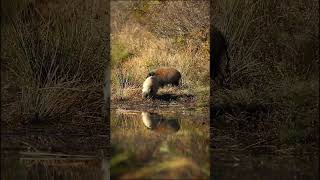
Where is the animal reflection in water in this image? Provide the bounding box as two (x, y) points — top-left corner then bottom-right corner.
(141, 112), (180, 134)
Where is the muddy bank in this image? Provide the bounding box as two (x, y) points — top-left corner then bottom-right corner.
(111, 89), (207, 112)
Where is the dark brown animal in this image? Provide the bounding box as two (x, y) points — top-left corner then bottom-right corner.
(211, 27), (231, 87)
(147, 67), (181, 87)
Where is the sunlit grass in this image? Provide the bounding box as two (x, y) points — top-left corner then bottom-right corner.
(110, 2), (210, 101)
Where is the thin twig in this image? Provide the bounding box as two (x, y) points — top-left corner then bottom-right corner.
(240, 139), (272, 151)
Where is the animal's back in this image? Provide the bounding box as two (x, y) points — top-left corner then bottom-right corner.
(210, 27), (231, 86)
(153, 67), (181, 86)
(212, 27), (228, 61)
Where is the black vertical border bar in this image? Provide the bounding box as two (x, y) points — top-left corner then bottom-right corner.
(103, 0), (111, 161)
(209, 0), (214, 179)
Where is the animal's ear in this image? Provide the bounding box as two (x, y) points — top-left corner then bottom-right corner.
(147, 72), (155, 77)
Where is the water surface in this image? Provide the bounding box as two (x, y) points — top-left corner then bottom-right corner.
(111, 109), (210, 179)
(1, 151), (109, 180)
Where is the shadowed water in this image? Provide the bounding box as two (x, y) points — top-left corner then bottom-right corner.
(1, 129), (109, 179)
(111, 109), (210, 180)
(1, 152), (109, 180)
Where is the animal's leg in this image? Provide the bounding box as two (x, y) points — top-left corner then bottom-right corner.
(173, 80), (179, 86)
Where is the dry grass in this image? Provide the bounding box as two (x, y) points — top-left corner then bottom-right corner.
(2, 0), (318, 157)
(1, 0), (107, 125)
(110, 1), (210, 101)
(109, 0), (319, 153)
(211, 0), (319, 153)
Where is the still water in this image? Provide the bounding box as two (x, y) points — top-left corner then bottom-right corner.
(1, 151), (109, 180)
(111, 109), (210, 180)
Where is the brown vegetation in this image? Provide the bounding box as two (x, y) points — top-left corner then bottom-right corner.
(111, 0), (319, 156)
(211, 0), (319, 155)
(1, 0), (108, 132)
(110, 1), (210, 103)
